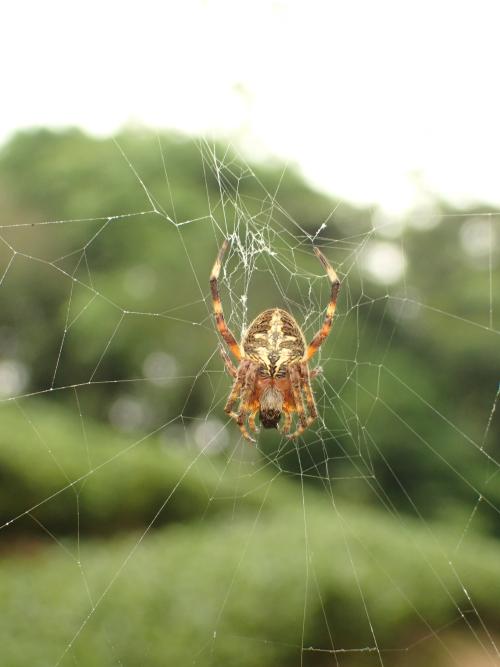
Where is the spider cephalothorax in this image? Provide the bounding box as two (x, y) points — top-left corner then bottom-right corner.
(210, 240), (340, 441)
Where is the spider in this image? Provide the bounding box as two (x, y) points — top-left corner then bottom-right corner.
(210, 240), (340, 442)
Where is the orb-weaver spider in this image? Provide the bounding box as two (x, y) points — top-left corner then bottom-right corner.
(210, 241), (340, 441)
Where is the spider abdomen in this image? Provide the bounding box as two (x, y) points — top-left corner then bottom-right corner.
(243, 308), (306, 377)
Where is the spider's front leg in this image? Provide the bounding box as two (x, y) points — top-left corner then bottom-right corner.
(287, 363), (317, 438)
(300, 361), (318, 427)
(304, 247), (340, 361)
(224, 360), (259, 443)
(248, 410), (260, 434)
(287, 364), (308, 439)
(210, 240), (242, 360)
(219, 346), (237, 378)
(281, 408), (292, 434)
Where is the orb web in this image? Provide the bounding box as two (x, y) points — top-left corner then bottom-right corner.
(0, 131), (499, 666)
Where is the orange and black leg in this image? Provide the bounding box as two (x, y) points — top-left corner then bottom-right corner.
(281, 408), (292, 434)
(288, 364), (308, 438)
(304, 247), (340, 361)
(300, 362), (318, 427)
(235, 362), (259, 442)
(224, 360), (251, 420)
(224, 378), (243, 420)
(224, 360), (259, 443)
(248, 410), (259, 434)
(219, 346), (237, 378)
(210, 240), (241, 360)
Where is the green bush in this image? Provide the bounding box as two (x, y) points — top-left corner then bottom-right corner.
(0, 402), (282, 535)
(1, 497), (499, 667)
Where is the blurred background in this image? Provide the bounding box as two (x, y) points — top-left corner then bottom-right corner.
(1, 2), (499, 666)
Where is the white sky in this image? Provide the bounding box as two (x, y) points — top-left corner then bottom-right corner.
(3, 0), (500, 213)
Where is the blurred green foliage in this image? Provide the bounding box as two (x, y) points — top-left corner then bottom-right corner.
(0, 128), (499, 665)
(1, 435), (500, 666)
(0, 403), (284, 535)
(0, 128), (498, 526)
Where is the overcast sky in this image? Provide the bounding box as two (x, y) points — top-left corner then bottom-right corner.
(3, 0), (500, 213)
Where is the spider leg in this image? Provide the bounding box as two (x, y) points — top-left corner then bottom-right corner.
(225, 360), (259, 443)
(233, 411), (256, 443)
(248, 410), (260, 433)
(281, 407), (292, 434)
(288, 363), (318, 438)
(226, 394), (255, 443)
(304, 247), (340, 362)
(224, 359), (251, 414)
(300, 362), (318, 426)
(287, 364), (307, 438)
(224, 379), (243, 418)
(236, 363), (260, 442)
(310, 365), (323, 379)
(219, 346), (237, 378)
(210, 240), (242, 360)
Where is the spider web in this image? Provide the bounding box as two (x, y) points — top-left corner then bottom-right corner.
(0, 132), (499, 667)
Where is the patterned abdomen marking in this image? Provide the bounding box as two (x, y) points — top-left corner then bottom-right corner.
(243, 308), (305, 377)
